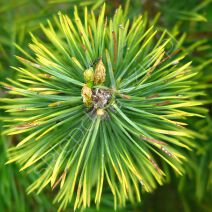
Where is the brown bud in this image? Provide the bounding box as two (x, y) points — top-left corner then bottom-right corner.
(81, 84), (92, 107)
(94, 58), (106, 85)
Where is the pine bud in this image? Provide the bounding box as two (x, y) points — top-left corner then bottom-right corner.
(94, 58), (106, 85)
(84, 67), (94, 82)
(96, 108), (105, 116)
(81, 84), (92, 107)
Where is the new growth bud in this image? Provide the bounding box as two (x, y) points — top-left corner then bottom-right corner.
(94, 58), (106, 85)
(96, 108), (105, 116)
(84, 67), (94, 82)
(81, 84), (92, 107)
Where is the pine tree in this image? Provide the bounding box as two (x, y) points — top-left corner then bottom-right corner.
(0, 0), (211, 210)
(1, 4), (207, 210)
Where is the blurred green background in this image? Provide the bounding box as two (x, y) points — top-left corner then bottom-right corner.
(0, 0), (211, 211)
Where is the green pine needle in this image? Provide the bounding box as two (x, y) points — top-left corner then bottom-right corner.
(1, 4), (206, 210)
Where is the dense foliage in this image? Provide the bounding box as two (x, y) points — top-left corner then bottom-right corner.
(0, 0), (211, 211)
